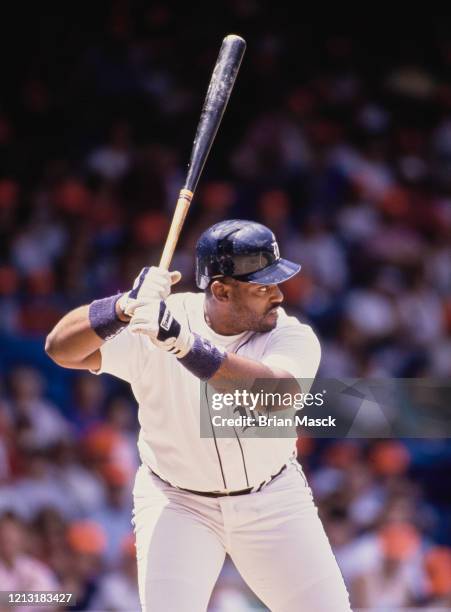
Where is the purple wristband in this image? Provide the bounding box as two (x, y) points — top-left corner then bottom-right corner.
(178, 333), (226, 381)
(89, 294), (127, 340)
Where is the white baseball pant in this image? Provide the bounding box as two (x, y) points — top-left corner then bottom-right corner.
(132, 459), (352, 611)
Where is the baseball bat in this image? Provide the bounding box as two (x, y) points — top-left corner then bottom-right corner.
(159, 34), (246, 270)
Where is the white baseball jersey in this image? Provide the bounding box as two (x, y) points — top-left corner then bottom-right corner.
(94, 292), (321, 492)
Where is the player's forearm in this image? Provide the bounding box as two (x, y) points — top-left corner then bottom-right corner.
(45, 305), (104, 364)
(45, 301), (128, 364)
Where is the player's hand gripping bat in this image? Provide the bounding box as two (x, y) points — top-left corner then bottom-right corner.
(159, 34), (246, 270)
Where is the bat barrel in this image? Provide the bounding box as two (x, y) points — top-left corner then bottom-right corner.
(159, 34), (245, 270)
(184, 34), (246, 193)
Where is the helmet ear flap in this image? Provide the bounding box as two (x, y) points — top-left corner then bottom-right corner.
(218, 255), (234, 276)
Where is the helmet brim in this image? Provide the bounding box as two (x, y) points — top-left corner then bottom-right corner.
(237, 258), (301, 285)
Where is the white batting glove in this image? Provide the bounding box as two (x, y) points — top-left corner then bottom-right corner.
(117, 267), (181, 318)
(129, 299), (193, 358)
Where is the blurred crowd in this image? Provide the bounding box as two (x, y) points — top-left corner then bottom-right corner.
(0, 2), (450, 610)
(0, 368), (140, 611)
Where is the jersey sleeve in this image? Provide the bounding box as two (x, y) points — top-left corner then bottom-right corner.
(261, 323), (321, 380)
(91, 327), (154, 383)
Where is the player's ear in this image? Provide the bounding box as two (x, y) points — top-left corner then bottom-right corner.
(210, 280), (231, 302)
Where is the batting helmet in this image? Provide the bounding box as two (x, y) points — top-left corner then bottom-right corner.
(195, 219), (301, 290)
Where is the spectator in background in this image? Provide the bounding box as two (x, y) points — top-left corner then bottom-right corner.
(0, 512), (59, 610)
(9, 450), (75, 521)
(7, 366), (71, 451)
(104, 395), (139, 480)
(257, 189), (295, 245)
(63, 520), (107, 611)
(51, 440), (107, 517)
(350, 522), (423, 608)
(68, 374), (106, 435)
(230, 98), (311, 181)
(17, 269), (64, 336)
(90, 464), (133, 566)
(88, 534), (140, 611)
(343, 277), (398, 351)
(31, 508), (69, 573)
(81, 417), (135, 486)
(11, 201), (67, 277)
(86, 121), (133, 183)
(397, 263), (445, 348)
(288, 215), (348, 293)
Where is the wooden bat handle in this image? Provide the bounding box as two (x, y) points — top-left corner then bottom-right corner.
(159, 189), (193, 270)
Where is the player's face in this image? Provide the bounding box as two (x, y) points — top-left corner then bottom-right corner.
(229, 281), (284, 332)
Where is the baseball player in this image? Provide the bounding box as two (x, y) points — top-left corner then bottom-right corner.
(46, 220), (351, 611)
